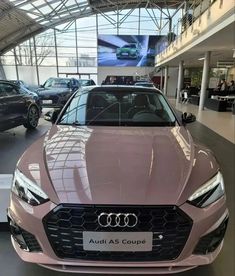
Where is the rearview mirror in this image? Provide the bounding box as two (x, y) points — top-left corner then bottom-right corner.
(182, 112), (196, 124)
(44, 109), (61, 124)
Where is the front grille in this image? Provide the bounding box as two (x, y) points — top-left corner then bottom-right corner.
(43, 205), (192, 261)
(193, 217), (228, 255)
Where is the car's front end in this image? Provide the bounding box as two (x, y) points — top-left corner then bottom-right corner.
(8, 86), (228, 274)
(116, 45), (139, 59)
(36, 89), (73, 107)
(8, 127), (228, 274)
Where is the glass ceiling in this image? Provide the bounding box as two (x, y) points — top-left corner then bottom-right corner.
(9, 0), (91, 26)
(0, 0), (186, 54)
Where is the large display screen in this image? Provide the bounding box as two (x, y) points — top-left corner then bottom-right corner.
(98, 35), (167, 67)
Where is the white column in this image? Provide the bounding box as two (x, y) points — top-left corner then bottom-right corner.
(163, 66), (168, 95)
(199, 51), (211, 111)
(177, 60), (184, 103)
(160, 68), (163, 90)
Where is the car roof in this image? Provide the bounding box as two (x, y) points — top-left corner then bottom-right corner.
(0, 80), (18, 86)
(47, 77), (73, 80)
(135, 82), (153, 84)
(79, 85), (162, 94)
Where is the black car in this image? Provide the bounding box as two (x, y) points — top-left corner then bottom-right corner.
(35, 77), (80, 107)
(10, 80), (42, 110)
(0, 80), (41, 132)
(10, 80), (29, 89)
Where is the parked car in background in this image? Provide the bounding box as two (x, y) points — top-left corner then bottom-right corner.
(10, 80), (30, 90)
(0, 80), (41, 131)
(78, 79), (96, 87)
(116, 43), (141, 59)
(8, 86), (228, 274)
(35, 77), (79, 107)
(134, 82), (155, 88)
(10, 80), (42, 110)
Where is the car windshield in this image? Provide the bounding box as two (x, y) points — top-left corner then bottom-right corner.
(59, 88), (176, 127)
(79, 79), (94, 86)
(44, 78), (70, 88)
(123, 44), (136, 48)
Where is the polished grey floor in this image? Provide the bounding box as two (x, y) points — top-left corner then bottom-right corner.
(0, 118), (50, 174)
(0, 119), (234, 276)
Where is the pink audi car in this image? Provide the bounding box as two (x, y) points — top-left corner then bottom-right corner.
(8, 86), (228, 274)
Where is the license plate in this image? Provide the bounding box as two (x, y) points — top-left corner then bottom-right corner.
(122, 53), (129, 56)
(83, 232), (152, 252)
(42, 100), (52, 104)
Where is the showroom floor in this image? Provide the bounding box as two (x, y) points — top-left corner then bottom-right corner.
(0, 112), (234, 276)
(170, 99), (235, 143)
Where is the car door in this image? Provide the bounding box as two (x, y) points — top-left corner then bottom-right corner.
(1, 83), (26, 128)
(0, 83), (10, 131)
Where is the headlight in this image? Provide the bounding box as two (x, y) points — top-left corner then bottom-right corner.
(12, 169), (49, 206)
(188, 171), (225, 208)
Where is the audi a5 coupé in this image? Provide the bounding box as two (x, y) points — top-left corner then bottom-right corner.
(8, 86), (228, 274)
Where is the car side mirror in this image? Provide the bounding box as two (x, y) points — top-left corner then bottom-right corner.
(182, 112), (196, 124)
(44, 109), (61, 124)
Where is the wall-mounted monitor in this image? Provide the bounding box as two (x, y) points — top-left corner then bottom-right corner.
(98, 35), (168, 67)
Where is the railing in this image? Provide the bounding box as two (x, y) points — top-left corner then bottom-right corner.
(168, 0), (217, 46)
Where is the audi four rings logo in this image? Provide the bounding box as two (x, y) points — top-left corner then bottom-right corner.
(98, 213), (138, 228)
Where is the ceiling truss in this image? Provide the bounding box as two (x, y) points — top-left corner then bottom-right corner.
(0, 0), (188, 54)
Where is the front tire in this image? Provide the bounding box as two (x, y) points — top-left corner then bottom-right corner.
(23, 105), (39, 130)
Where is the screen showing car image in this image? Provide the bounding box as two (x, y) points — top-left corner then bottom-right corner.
(98, 35), (167, 67)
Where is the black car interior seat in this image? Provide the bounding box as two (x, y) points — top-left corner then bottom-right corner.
(127, 94), (153, 118)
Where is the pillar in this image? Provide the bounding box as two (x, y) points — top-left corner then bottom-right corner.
(160, 68), (163, 90)
(199, 51), (211, 111)
(163, 66), (168, 95)
(177, 60), (184, 103)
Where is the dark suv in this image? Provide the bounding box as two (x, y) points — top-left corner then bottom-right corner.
(35, 77), (80, 107)
(0, 80), (41, 131)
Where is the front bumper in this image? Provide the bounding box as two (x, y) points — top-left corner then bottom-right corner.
(38, 94), (71, 107)
(116, 52), (138, 59)
(8, 193), (228, 274)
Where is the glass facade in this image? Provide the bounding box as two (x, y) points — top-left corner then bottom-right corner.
(1, 8), (175, 85)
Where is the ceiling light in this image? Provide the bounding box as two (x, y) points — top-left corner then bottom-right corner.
(198, 57), (205, 61)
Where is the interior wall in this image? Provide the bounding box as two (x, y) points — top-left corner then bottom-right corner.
(97, 67), (154, 84)
(18, 66), (38, 85)
(3, 66), (17, 80)
(38, 67), (58, 85)
(166, 67), (178, 98)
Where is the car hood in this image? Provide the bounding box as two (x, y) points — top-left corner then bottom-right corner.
(36, 87), (70, 95)
(18, 125), (219, 206)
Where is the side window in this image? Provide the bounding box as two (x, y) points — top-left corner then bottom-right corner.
(19, 87), (28, 94)
(0, 84), (8, 97)
(59, 92), (88, 125)
(0, 84), (19, 96)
